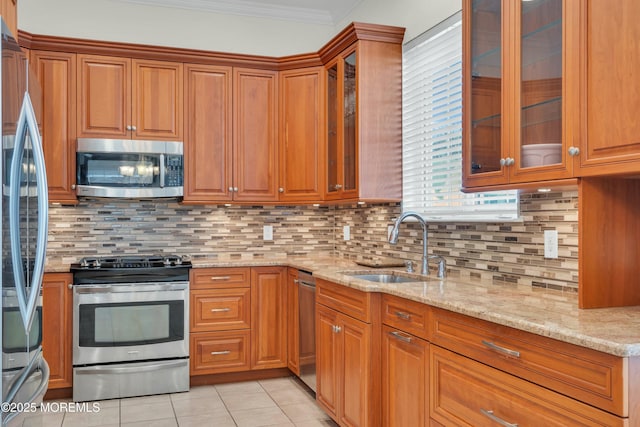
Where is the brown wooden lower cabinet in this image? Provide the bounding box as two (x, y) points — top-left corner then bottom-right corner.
(42, 273), (73, 390)
(251, 267), (287, 370)
(430, 345), (625, 427)
(381, 325), (428, 427)
(316, 301), (375, 427)
(190, 330), (250, 375)
(286, 268), (300, 375)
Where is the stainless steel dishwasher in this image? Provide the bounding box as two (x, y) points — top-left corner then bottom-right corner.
(297, 270), (316, 392)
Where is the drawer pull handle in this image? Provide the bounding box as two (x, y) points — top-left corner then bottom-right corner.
(482, 340), (521, 358)
(210, 308), (231, 313)
(389, 331), (412, 343)
(394, 311), (411, 320)
(210, 276), (231, 281)
(210, 351), (231, 356)
(480, 409), (518, 427)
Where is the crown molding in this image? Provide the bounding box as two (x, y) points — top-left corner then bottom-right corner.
(110, 0), (335, 25)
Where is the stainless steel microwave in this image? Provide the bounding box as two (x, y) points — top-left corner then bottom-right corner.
(76, 139), (184, 198)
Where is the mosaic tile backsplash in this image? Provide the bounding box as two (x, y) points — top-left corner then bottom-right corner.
(47, 190), (578, 291)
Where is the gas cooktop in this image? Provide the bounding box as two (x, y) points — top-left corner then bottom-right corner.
(71, 255), (191, 270)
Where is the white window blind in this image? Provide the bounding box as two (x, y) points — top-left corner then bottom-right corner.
(402, 12), (519, 221)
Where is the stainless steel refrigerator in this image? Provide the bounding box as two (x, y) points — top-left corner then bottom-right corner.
(0, 18), (50, 427)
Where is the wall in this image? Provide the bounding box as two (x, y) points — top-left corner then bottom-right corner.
(17, 0), (460, 56)
(47, 190), (580, 292)
(46, 200), (334, 268)
(335, 190), (578, 292)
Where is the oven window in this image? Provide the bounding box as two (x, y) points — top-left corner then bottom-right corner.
(78, 301), (183, 347)
(3, 307), (42, 353)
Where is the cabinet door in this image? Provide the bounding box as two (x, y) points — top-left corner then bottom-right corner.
(511, 0), (571, 182)
(286, 269), (300, 375)
(250, 267), (286, 369)
(42, 273), (73, 390)
(462, 0), (508, 187)
(574, 0), (640, 175)
(32, 50), (77, 204)
(77, 54), (130, 138)
(340, 314), (371, 427)
(316, 304), (341, 420)
(1, 0), (17, 38)
(132, 59), (182, 141)
(183, 64), (232, 203)
(325, 52), (358, 201)
(234, 68), (279, 202)
(279, 68), (324, 202)
(382, 325), (428, 427)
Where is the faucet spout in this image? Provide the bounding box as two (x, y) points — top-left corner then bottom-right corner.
(388, 211), (429, 275)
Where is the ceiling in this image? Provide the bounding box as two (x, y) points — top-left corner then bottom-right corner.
(111, 0), (364, 25)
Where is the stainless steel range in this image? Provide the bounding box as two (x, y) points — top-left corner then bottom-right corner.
(70, 255), (191, 402)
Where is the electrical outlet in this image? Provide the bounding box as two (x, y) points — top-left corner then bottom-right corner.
(343, 225), (351, 241)
(544, 230), (558, 259)
(263, 225), (273, 241)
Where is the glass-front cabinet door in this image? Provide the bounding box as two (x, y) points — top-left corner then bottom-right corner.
(463, 0), (506, 187)
(463, 0), (572, 189)
(513, 0), (571, 182)
(325, 48), (358, 200)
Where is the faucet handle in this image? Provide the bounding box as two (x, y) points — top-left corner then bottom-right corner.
(428, 255), (446, 279)
(405, 260), (414, 273)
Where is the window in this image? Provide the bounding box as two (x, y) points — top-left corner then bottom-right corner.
(402, 12), (518, 221)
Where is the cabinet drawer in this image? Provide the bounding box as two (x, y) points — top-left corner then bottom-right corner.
(382, 294), (429, 340)
(190, 330), (250, 376)
(191, 288), (250, 332)
(429, 307), (626, 416)
(316, 279), (371, 323)
(191, 268), (250, 289)
(431, 346), (625, 427)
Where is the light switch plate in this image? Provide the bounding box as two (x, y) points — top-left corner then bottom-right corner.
(263, 225), (273, 241)
(544, 230), (558, 259)
(343, 225), (351, 241)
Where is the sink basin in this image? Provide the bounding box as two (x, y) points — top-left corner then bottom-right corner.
(347, 273), (418, 284)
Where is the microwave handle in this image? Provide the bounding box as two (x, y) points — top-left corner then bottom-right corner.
(159, 153), (165, 188)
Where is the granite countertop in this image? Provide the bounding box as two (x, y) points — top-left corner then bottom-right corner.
(192, 255), (640, 357)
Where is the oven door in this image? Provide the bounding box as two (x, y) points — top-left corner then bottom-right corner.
(73, 282), (189, 366)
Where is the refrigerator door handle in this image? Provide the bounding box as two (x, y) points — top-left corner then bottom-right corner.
(9, 89), (49, 331)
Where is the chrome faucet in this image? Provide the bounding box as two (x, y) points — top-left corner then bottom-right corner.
(388, 211), (446, 279)
(388, 211), (429, 276)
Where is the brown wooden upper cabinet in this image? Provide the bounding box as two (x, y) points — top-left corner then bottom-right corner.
(322, 33), (403, 202)
(279, 67), (324, 202)
(570, 0), (640, 176)
(182, 66), (278, 203)
(1, 0), (18, 38)
(77, 55), (183, 141)
(32, 50), (78, 204)
(462, 0), (575, 190)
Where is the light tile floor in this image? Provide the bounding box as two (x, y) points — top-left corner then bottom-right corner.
(21, 377), (338, 427)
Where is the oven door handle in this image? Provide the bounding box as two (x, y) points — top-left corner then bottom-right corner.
(75, 359), (188, 375)
(74, 283), (189, 293)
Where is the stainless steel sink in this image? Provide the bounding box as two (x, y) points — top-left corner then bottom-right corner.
(346, 273), (418, 284)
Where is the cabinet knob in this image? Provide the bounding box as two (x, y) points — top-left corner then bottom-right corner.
(233, 187), (238, 192)
(71, 184), (76, 190)
(499, 158), (507, 167)
(228, 187), (234, 192)
(279, 187), (284, 193)
(67, 283), (73, 289)
(568, 146), (580, 156)
(131, 125), (137, 131)
(507, 157), (515, 166)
